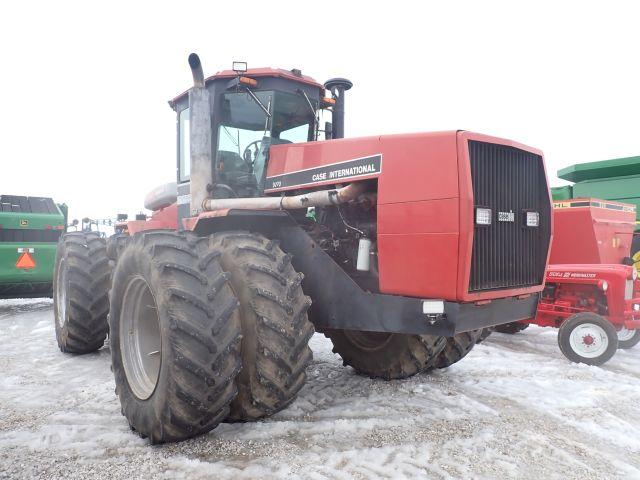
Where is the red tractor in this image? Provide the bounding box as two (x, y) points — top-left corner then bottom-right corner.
(52, 54), (552, 443)
(491, 199), (640, 365)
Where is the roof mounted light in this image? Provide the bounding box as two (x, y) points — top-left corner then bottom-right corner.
(321, 97), (336, 107)
(239, 76), (258, 87)
(232, 61), (247, 74)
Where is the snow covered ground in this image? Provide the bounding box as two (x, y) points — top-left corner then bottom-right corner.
(1, 299), (639, 480)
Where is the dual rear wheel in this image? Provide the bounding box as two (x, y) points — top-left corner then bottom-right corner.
(55, 230), (313, 443)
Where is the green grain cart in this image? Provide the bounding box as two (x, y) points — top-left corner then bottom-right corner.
(551, 154), (640, 261)
(0, 195), (66, 299)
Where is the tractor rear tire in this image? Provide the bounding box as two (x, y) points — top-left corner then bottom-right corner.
(210, 231), (314, 421)
(616, 326), (640, 349)
(434, 330), (482, 369)
(53, 232), (110, 353)
(493, 321), (529, 335)
(325, 330), (447, 380)
(558, 312), (618, 366)
(109, 231), (243, 443)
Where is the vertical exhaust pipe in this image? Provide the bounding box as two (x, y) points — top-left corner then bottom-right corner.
(324, 78), (353, 139)
(188, 53), (213, 216)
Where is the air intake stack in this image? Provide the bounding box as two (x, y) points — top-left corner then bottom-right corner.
(324, 78), (353, 139)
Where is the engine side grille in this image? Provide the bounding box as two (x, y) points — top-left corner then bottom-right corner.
(468, 140), (551, 292)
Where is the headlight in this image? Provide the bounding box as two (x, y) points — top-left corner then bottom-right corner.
(634, 304), (640, 312)
(601, 280), (608, 292)
(525, 211), (540, 227)
(476, 207), (492, 225)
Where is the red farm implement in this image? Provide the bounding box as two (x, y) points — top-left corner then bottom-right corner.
(492, 198), (640, 365)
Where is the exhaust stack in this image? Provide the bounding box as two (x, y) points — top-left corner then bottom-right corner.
(324, 78), (353, 139)
(188, 53), (213, 216)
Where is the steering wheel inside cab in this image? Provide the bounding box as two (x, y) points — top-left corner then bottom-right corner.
(243, 140), (263, 167)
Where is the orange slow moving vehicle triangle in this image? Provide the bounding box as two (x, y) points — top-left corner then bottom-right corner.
(16, 252), (36, 269)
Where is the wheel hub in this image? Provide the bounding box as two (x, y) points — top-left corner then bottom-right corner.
(120, 276), (162, 400)
(569, 323), (609, 359)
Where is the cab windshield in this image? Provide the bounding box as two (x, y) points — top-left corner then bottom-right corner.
(216, 90), (316, 194)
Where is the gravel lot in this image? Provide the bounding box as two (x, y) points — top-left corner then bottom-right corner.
(1, 298), (639, 479)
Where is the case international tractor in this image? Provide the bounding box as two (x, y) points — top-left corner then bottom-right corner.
(487, 199), (640, 365)
(52, 54), (552, 443)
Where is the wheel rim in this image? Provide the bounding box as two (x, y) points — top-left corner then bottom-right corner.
(344, 330), (393, 351)
(617, 326), (636, 342)
(120, 276), (161, 400)
(55, 258), (67, 329)
(568, 322), (609, 359)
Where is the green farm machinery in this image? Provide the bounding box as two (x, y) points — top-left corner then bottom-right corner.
(0, 195), (66, 299)
(552, 155), (640, 267)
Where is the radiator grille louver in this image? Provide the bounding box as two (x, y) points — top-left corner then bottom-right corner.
(468, 140), (551, 292)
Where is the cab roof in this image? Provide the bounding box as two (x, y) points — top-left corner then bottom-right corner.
(169, 67), (323, 108)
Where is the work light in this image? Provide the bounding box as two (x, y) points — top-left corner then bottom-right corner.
(475, 207), (492, 225)
(232, 61), (247, 74)
(525, 211), (540, 227)
(422, 300), (444, 315)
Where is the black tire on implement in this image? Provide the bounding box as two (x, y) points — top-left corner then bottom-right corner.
(558, 312), (618, 366)
(210, 231), (314, 421)
(109, 231), (243, 443)
(617, 328), (640, 349)
(53, 232), (110, 353)
(325, 330), (447, 380)
(434, 330), (482, 369)
(493, 321), (529, 334)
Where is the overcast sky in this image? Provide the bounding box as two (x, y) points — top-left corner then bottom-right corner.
(1, 1), (639, 221)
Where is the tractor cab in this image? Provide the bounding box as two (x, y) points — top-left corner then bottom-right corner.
(168, 60), (351, 221)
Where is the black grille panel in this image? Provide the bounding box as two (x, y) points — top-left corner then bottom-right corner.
(0, 229), (62, 243)
(468, 140), (551, 292)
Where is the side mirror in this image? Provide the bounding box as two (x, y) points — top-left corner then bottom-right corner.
(71, 219), (79, 226)
(117, 213), (128, 221)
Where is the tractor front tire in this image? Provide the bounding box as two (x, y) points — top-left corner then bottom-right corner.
(558, 312), (618, 366)
(325, 330), (447, 380)
(435, 330), (482, 369)
(210, 231), (314, 421)
(109, 231), (243, 443)
(616, 327), (640, 349)
(476, 328), (493, 344)
(494, 321), (529, 335)
(53, 232), (110, 353)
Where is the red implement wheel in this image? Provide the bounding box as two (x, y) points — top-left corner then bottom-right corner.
(558, 312), (618, 366)
(616, 326), (640, 349)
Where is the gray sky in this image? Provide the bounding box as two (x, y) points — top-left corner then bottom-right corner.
(2, 1), (639, 221)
